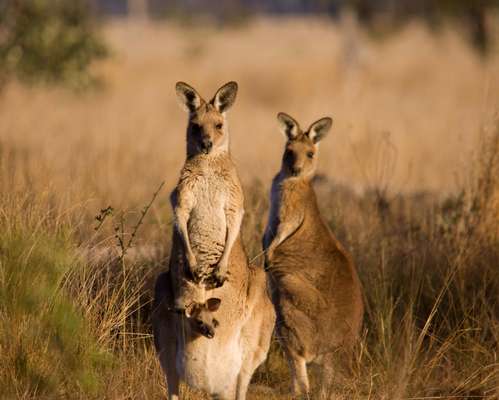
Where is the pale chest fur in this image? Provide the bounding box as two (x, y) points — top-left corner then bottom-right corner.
(177, 325), (243, 393)
(176, 275), (249, 394)
(173, 155), (243, 267)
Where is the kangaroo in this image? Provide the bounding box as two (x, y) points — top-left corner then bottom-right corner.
(154, 271), (221, 339)
(263, 112), (364, 399)
(153, 258), (275, 400)
(169, 81), (244, 290)
(153, 81), (275, 400)
(170, 273), (222, 339)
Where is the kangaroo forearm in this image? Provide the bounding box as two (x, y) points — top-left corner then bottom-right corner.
(174, 209), (195, 262)
(218, 211), (243, 268)
(266, 218), (302, 257)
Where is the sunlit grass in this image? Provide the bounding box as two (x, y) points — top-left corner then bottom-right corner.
(0, 18), (498, 399)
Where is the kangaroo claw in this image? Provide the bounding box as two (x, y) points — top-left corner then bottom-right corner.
(204, 270), (229, 289)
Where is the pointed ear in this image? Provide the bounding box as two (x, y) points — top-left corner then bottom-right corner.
(176, 81), (203, 113)
(206, 298), (221, 312)
(277, 112), (300, 140)
(211, 81), (238, 113)
(308, 117), (332, 144)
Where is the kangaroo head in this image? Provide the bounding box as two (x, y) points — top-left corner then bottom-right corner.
(175, 81), (238, 157)
(277, 112), (332, 180)
(184, 298), (221, 339)
(174, 279), (221, 339)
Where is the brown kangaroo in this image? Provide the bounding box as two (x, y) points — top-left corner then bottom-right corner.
(263, 112), (364, 399)
(153, 82), (275, 400)
(170, 81), (244, 290)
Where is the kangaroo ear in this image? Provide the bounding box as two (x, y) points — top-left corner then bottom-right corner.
(176, 81), (203, 113)
(211, 81), (238, 113)
(206, 298), (221, 312)
(308, 117), (332, 144)
(277, 112), (300, 140)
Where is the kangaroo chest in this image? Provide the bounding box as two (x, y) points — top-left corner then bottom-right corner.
(180, 164), (242, 267)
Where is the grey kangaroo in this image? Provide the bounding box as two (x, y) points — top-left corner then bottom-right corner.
(263, 112), (364, 399)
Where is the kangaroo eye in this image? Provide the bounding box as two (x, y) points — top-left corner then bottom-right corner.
(307, 151), (314, 159)
(215, 123), (223, 130)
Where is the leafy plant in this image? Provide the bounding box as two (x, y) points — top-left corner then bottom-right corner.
(0, 0), (108, 89)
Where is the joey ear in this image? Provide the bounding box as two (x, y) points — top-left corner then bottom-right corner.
(176, 81), (203, 113)
(307, 117), (332, 143)
(211, 81), (238, 113)
(206, 298), (221, 312)
(277, 112), (300, 140)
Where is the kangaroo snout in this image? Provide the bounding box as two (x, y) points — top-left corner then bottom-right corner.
(197, 321), (215, 339)
(291, 167), (302, 176)
(201, 138), (213, 153)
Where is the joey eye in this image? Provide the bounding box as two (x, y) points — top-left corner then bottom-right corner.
(212, 319), (219, 327)
(307, 151), (314, 159)
(215, 123), (223, 130)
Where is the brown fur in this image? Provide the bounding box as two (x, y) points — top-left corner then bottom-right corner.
(153, 82), (275, 400)
(170, 81), (244, 290)
(263, 113), (364, 398)
(153, 241), (275, 400)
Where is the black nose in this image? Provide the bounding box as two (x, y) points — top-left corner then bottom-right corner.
(201, 325), (215, 339)
(202, 139), (213, 153)
(291, 167), (302, 176)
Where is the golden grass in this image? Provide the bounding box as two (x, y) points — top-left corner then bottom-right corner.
(0, 17), (498, 399)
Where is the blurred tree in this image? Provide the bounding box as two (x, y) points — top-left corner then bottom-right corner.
(432, 0), (497, 56)
(128, 0), (148, 19)
(0, 0), (108, 89)
(340, 0), (498, 56)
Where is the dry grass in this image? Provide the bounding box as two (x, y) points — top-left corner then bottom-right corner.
(0, 17), (498, 399)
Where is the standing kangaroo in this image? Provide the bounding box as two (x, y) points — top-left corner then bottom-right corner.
(153, 82), (275, 400)
(170, 81), (244, 289)
(263, 112), (364, 399)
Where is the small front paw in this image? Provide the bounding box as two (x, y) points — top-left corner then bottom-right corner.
(205, 270), (229, 289)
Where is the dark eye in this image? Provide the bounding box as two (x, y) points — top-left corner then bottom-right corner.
(215, 123), (223, 130)
(307, 151), (314, 159)
(212, 319), (219, 327)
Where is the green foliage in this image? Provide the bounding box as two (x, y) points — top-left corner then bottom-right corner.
(0, 0), (108, 89)
(0, 227), (113, 398)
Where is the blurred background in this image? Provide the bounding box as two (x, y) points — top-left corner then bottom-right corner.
(0, 0), (499, 205)
(1, 2), (498, 399)
(1, 0), (498, 207)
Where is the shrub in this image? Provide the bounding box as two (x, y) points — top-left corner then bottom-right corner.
(0, 0), (108, 89)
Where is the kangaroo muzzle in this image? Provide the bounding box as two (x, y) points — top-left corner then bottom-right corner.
(201, 138), (213, 154)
